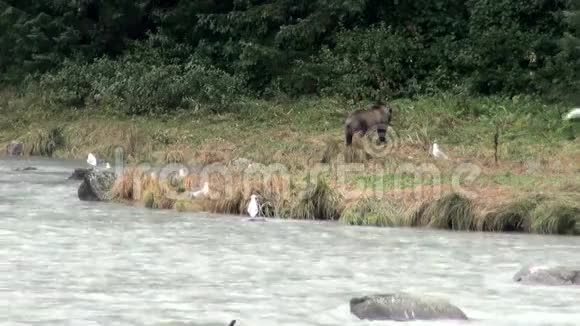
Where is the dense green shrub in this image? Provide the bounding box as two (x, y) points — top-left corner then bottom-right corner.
(1, 0), (579, 107)
(465, 0), (568, 94)
(302, 25), (454, 99)
(38, 56), (245, 115)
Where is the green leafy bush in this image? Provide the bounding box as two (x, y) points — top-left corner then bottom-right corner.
(38, 56), (245, 115)
(2, 0), (579, 105)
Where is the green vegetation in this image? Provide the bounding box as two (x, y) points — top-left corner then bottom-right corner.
(340, 192), (580, 235)
(289, 177), (343, 220)
(340, 197), (406, 227)
(2, 93), (577, 165)
(484, 194), (580, 235)
(1, 0), (580, 108)
(415, 193), (478, 230)
(482, 196), (543, 232)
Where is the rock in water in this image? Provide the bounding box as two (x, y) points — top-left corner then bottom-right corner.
(14, 167), (37, 172)
(5, 141), (23, 156)
(69, 168), (91, 180)
(513, 265), (580, 286)
(78, 180), (99, 201)
(350, 293), (468, 321)
(78, 170), (116, 201)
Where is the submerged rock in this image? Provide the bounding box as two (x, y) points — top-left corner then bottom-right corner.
(14, 167), (37, 172)
(69, 168), (91, 180)
(350, 293), (468, 322)
(513, 265), (580, 286)
(78, 169), (116, 201)
(5, 141), (23, 156)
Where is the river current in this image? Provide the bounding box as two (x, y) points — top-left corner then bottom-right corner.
(1, 158), (579, 326)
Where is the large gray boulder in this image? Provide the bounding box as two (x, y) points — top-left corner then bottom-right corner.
(5, 141), (23, 156)
(78, 169), (116, 201)
(513, 265), (580, 286)
(350, 293), (468, 322)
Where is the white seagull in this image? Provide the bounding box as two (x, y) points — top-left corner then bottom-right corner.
(87, 153), (111, 169)
(431, 142), (449, 160)
(190, 182), (209, 199)
(247, 194), (265, 221)
(564, 108), (580, 121)
(87, 153), (98, 167)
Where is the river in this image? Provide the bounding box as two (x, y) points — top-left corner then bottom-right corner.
(1, 158), (579, 326)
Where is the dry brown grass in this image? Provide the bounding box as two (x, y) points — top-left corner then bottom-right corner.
(195, 138), (237, 165)
(203, 164), (292, 216)
(181, 174), (200, 190)
(152, 182), (177, 209)
(109, 167), (137, 201)
(164, 149), (186, 164)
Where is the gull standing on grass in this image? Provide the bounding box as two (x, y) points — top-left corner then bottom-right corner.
(431, 142), (449, 160)
(564, 108), (580, 121)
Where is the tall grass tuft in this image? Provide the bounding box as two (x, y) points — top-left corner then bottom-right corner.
(195, 139), (237, 165)
(25, 127), (64, 157)
(530, 199), (580, 235)
(208, 191), (245, 215)
(321, 140), (341, 163)
(340, 197), (406, 227)
(343, 146), (368, 163)
(164, 149), (187, 164)
(204, 166), (291, 217)
(109, 167), (137, 201)
(289, 178), (343, 220)
(151, 182), (176, 209)
(143, 191), (155, 208)
(414, 192), (478, 230)
(481, 195), (543, 232)
(343, 134), (370, 163)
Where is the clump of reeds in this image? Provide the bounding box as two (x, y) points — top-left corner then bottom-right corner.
(174, 199), (207, 213)
(480, 195), (543, 232)
(408, 201), (430, 227)
(413, 192), (478, 230)
(195, 138), (237, 165)
(25, 127), (64, 157)
(560, 182), (580, 194)
(481, 193), (580, 235)
(288, 177), (343, 220)
(344, 136), (373, 163)
(142, 191), (155, 208)
(340, 197), (406, 227)
(111, 168), (180, 210)
(181, 174), (200, 190)
(204, 165), (291, 217)
(529, 198), (580, 235)
(343, 146), (369, 163)
(321, 140), (341, 164)
(109, 167), (137, 201)
(164, 149), (186, 164)
(150, 182), (177, 209)
(208, 191), (244, 215)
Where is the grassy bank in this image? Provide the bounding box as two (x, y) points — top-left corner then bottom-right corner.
(2, 90), (579, 234)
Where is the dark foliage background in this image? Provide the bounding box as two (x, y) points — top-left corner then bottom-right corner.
(1, 0), (578, 114)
